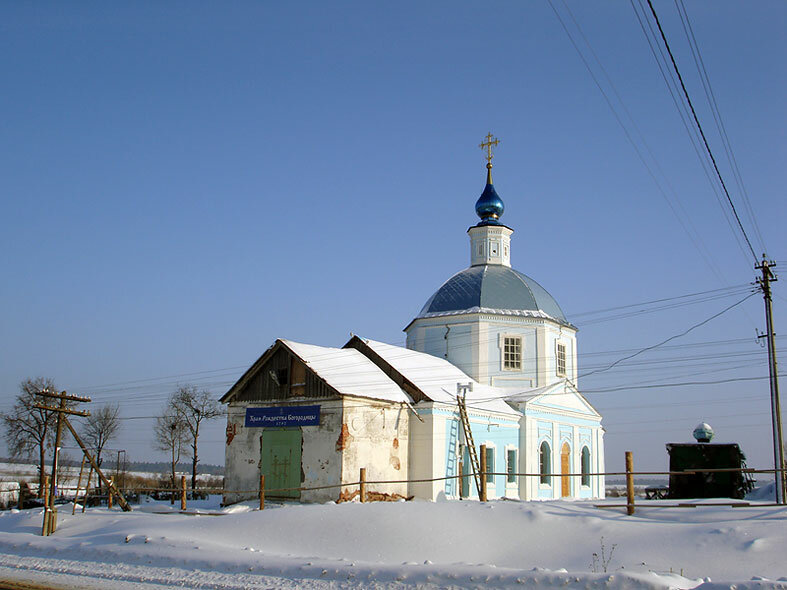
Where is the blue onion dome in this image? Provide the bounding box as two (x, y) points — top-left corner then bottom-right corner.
(693, 423), (714, 443)
(475, 164), (504, 225)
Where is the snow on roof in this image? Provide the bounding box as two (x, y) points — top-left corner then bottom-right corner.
(282, 340), (411, 404)
(358, 338), (520, 418)
(503, 380), (566, 403)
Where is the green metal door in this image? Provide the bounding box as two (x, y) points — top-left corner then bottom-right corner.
(261, 428), (302, 499)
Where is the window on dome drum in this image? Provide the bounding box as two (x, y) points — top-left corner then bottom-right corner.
(539, 441), (551, 484)
(503, 337), (522, 371)
(556, 342), (566, 377)
(506, 448), (517, 484)
(581, 446), (591, 487)
(485, 446), (495, 485)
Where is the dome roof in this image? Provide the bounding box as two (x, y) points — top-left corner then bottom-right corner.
(416, 264), (570, 325)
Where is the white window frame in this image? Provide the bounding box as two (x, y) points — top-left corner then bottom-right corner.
(501, 335), (523, 371)
(556, 341), (567, 377)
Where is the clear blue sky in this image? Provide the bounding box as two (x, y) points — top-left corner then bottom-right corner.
(1, 1), (784, 473)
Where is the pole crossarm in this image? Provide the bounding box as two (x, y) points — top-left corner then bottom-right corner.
(33, 404), (90, 418)
(33, 390), (91, 403)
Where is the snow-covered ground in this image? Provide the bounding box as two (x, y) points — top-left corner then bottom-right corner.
(0, 489), (785, 589)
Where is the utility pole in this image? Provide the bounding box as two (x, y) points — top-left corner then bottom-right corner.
(756, 256), (785, 504)
(33, 390), (91, 535)
(34, 391), (132, 536)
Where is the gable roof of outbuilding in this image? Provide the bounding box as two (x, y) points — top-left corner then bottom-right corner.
(220, 339), (412, 405)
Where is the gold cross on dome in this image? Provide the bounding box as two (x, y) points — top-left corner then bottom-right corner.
(479, 133), (499, 165)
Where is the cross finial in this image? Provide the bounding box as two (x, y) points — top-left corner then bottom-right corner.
(479, 132), (499, 166)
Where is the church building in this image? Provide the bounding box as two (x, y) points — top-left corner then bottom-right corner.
(221, 136), (604, 504)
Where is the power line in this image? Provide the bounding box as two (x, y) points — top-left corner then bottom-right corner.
(674, 0), (766, 254)
(547, 0), (730, 283)
(580, 292), (756, 378)
(643, 0), (758, 263)
(584, 373), (782, 394)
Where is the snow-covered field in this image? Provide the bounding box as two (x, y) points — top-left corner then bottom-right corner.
(0, 490), (784, 589)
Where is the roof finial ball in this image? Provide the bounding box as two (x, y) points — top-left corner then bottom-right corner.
(693, 422), (714, 443)
(475, 133), (505, 226)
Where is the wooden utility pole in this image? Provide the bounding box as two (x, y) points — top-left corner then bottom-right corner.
(33, 390), (91, 536)
(35, 391), (132, 525)
(757, 257), (785, 504)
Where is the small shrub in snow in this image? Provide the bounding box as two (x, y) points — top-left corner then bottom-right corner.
(591, 536), (616, 573)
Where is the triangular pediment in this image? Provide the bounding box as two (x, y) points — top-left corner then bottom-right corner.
(507, 380), (601, 420)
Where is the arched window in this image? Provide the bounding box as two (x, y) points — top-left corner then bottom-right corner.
(539, 441), (551, 484)
(581, 446), (591, 486)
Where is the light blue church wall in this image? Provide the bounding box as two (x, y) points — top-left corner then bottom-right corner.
(578, 427), (593, 499)
(442, 414), (519, 499)
(537, 420), (554, 499)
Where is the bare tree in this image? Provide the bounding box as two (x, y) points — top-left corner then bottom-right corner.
(170, 385), (222, 490)
(153, 410), (188, 499)
(81, 404), (120, 493)
(1, 377), (58, 496)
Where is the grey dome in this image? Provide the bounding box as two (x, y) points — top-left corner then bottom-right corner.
(417, 265), (569, 324)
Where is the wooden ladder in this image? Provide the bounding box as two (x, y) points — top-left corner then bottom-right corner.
(457, 395), (481, 496)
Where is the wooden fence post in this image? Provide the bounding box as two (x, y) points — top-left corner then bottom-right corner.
(479, 444), (487, 502)
(107, 477), (113, 510)
(359, 468), (367, 503)
(180, 476), (187, 511)
(625, 451), (635, 516)
(458, 460), (464, 500)
(259, 475), (265, 511)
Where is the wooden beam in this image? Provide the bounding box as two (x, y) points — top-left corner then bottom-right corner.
(62, 417), (132, 512)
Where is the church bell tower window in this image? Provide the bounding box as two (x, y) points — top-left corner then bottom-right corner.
(503, 336), (522, 371)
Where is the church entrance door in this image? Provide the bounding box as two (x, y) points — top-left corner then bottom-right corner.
(260, 428), (302, 499)
(560, 442), (571, 497)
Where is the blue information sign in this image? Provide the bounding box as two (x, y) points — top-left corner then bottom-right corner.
(245, 405), (320, 428)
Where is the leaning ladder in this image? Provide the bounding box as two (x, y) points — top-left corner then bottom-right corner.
(457, 395), (481, 496)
